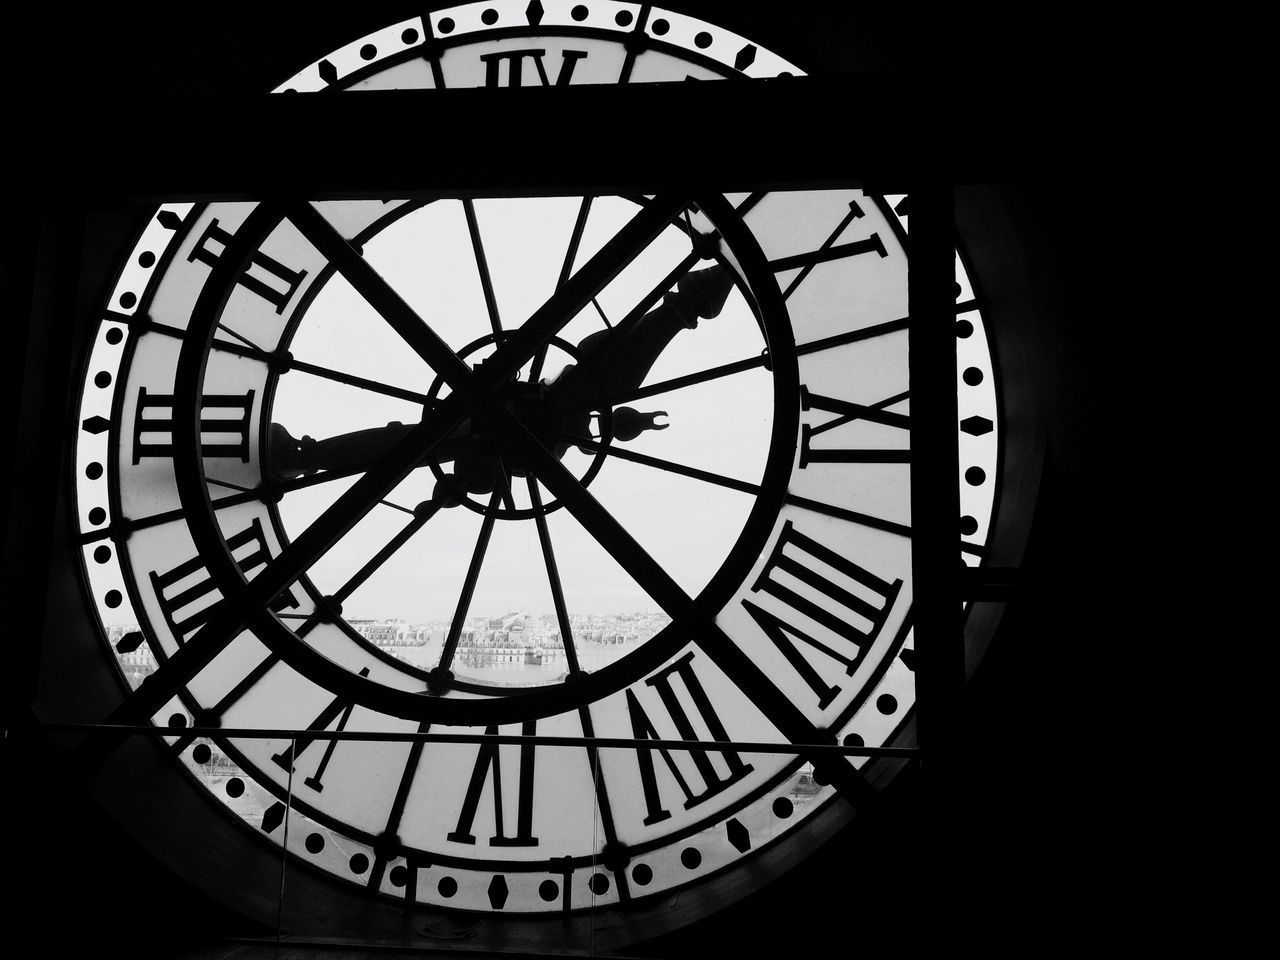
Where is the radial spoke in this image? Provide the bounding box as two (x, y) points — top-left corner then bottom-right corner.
(283, 358), (437, 406)
(606, 353), (767, 407)
(557, 196), (594, 290)
(527, 478), (581, 677)
(495, 454), (517, 514)
(286, 200), (473, 390)
(462, 198), (503, 337)
(566, 433), (760, 497)
(216, 322), (264, 352)
(532, 195), (594, 383)
(436, 489), (502, 676)
(123, 312), (437, 406)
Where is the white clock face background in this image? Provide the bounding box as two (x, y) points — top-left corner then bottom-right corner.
(70, 0), (1000, 925)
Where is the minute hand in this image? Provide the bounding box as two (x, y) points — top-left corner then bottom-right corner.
(547, 264), (733, 411)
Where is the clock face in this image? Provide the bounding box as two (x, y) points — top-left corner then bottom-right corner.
(70, 0), (1001, 935)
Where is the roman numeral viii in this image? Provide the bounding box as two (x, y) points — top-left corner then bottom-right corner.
(742, 521), (902, 709)
(188, 218), (308, 314)
(626, 652), (754, 826)
(148, 516), (296, 643)
(132, 387), (254, 463)
(800, 386), (910, 467)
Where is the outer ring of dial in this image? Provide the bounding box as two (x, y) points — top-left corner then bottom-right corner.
(170, 193), (801, 726)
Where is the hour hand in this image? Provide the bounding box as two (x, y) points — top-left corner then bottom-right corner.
(546, 264), (732, 412)
(267, 421), (473, 481)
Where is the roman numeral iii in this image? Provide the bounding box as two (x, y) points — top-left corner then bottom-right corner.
(132, 387), (255, 463)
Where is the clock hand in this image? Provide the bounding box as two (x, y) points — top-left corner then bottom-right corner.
(267, 420), (476, 481)
(546, 264), (733, 413)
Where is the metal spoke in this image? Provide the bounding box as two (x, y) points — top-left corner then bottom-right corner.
(531, 195), (594, 384)
(436, 489), (502, 676)
(607, 353), (767, 407)
(122, 312), (436, 406)
(607, 318), (913, 410)
(286, 200), (473, 390)
(527, 478), (581, 677)
(566, 433), (760, 497)
(462, 198), (503, 337)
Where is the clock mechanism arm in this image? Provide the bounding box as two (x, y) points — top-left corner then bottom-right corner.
(547, 264), (734, 413)
(265, 265), (730, 485)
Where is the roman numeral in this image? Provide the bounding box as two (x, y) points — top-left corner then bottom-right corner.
(763, 199), (889, 300)
(188, 218), (307, 314)
(271, 667), (371, 792)
(626, 652), (754, 826)
(800, 386), (909, 467)
(147, 516), (296, 643)
(742, 520), (902, 708)
(480, 48), (588, 87)
(132, 387), (254, 463)
(447, 721), (538, 847)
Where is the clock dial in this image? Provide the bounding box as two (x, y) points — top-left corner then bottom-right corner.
(70, 1), (1000, 931)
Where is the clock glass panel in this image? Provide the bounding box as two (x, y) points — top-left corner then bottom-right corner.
(71, 0), (1001, 926)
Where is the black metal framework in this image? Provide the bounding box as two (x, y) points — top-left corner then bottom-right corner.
(0, 0), (1054, 947)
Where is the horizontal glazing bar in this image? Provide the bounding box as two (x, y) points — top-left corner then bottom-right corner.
(33, 722), (917, 758)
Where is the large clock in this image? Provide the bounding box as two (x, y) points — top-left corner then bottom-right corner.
(58, 1), (1004, 948)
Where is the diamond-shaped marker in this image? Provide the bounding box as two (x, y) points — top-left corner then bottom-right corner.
(960, 415), (993, 437)
(261, 801), (286, 834)
(726, 818), (751, 853)
(487, 874), (509, 909)
(115, 631), (144, 654)
(525, 0), (544, 26)
(82, 416), (111, 435)
(734, 44), (757, 71)
(318, 59), (338, 85)
(898, 647), (917, 672)
(156, 210), (183, 230)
